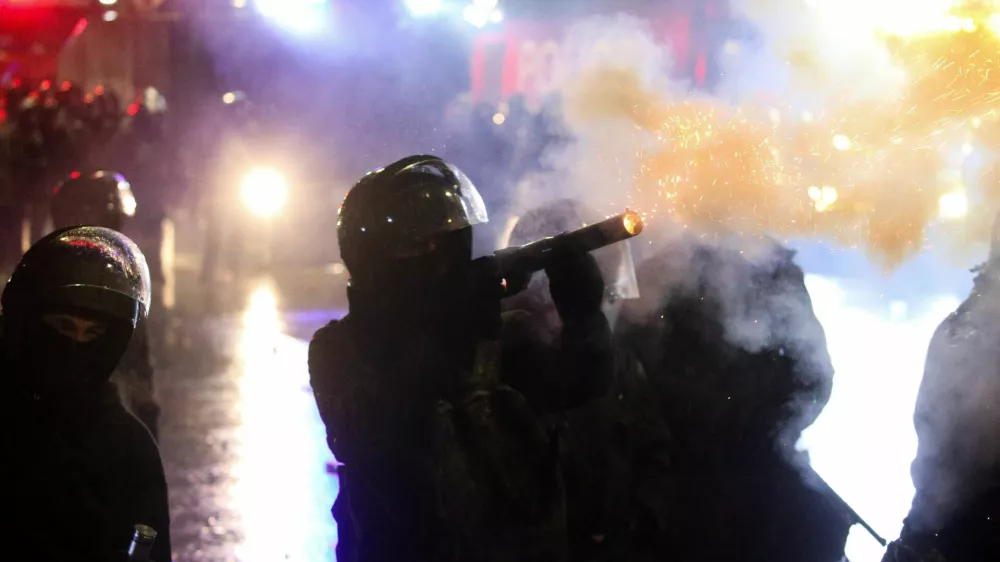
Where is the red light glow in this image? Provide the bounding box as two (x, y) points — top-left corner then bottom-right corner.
(70, 17), (88, 39)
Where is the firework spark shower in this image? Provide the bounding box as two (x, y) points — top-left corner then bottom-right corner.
(547, 1), (1000, 269)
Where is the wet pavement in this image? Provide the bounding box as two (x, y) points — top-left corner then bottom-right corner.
(155, 271), (346, 562)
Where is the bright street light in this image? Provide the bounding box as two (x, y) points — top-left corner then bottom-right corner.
(240, 167), (289, 219)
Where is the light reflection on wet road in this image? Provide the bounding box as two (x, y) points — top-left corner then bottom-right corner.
(159, 282), (339, 561)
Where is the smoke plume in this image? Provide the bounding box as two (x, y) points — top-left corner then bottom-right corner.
(512, 2), (1000, 533)
(522, 4), (1000, 271)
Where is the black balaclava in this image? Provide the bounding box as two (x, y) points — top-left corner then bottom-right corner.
(348, 227), (474, 327)
(3, 306), (134, 399)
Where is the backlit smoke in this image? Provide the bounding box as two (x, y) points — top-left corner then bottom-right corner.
(517, 3), (1000, 544)
(527, 2), (1000, 270)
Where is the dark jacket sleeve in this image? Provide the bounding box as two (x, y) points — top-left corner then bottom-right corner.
(559, 312), (615, 407)
(500, 310), (614, 413)
(308, 319), (353, 455)
(107, 412), (172, 562)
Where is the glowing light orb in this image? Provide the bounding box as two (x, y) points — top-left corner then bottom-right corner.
(253, 0), (329, 35)
(938, 191), (969, 219)
(240, 167), (289, 219)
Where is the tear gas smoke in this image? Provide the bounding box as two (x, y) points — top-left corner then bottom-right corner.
(500, 8), (1000, 543)
(521, 3), (1000, 271)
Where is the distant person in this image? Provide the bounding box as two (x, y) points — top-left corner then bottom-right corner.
(51, 170), (160, 439)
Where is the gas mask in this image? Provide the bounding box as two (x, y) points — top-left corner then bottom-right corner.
(348, 229), (475, 324)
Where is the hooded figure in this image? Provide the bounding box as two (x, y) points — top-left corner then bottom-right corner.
(618, 229), (847, 562)
(501, 199), (673, 562)
(886, 212), (1000, 562)
(0, 226), (171, 562)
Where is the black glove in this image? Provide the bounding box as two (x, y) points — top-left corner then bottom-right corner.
(468, 256), (506, 340)
(545, 247), (605, 324)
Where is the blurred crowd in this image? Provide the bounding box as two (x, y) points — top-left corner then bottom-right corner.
(0, 78), (174, 280)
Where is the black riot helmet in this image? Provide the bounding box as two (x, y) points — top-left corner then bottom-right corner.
(3, 226), (151, 327)
(51, 170), (137, 231)
(1, 227), (151, 394)
(337, 155), (488, 291)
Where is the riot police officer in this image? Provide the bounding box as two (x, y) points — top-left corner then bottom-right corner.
(309, 155), (614, 562)
(10, 93), (52, 245)
(121, 87), (171, 286)
(0, 226), (171, 561)
(884, 212), (1000, 562)
(0, 86), (19, 270)
(50, 170), (160, 439)
(503, 199), (672, 562)
(1, 77), (32, 121)
(618, 229), (847, 562)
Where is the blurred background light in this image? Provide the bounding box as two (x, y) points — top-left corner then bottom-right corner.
(405, 0), (443, 17)
(463, 0), (502, 28)
(253, 0), (330, 35)
(938, 191), (969, 220)
(103, 11), (119, 22)
(240, 167), (290, 219)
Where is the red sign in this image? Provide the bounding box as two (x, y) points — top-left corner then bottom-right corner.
(470, 15), (699, 107)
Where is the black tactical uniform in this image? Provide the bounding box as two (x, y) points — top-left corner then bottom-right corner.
(501, 199), (672, 562)
(309, 155), (614, 562)
(619, 230), (848, 562)
(0, 226), (170, 562)
(884, 215), (1000, 562)
(51, 171), (160, 439)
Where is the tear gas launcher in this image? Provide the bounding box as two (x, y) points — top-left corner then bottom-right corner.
(807, 465), (887, 547)
(493, 209), (644, 294)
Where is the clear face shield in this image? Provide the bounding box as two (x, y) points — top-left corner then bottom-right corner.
(592, 239), (640, 328)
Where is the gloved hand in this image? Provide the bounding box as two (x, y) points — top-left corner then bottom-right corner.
(468, 256), (506, 340)
(545, 247), (605, 324)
